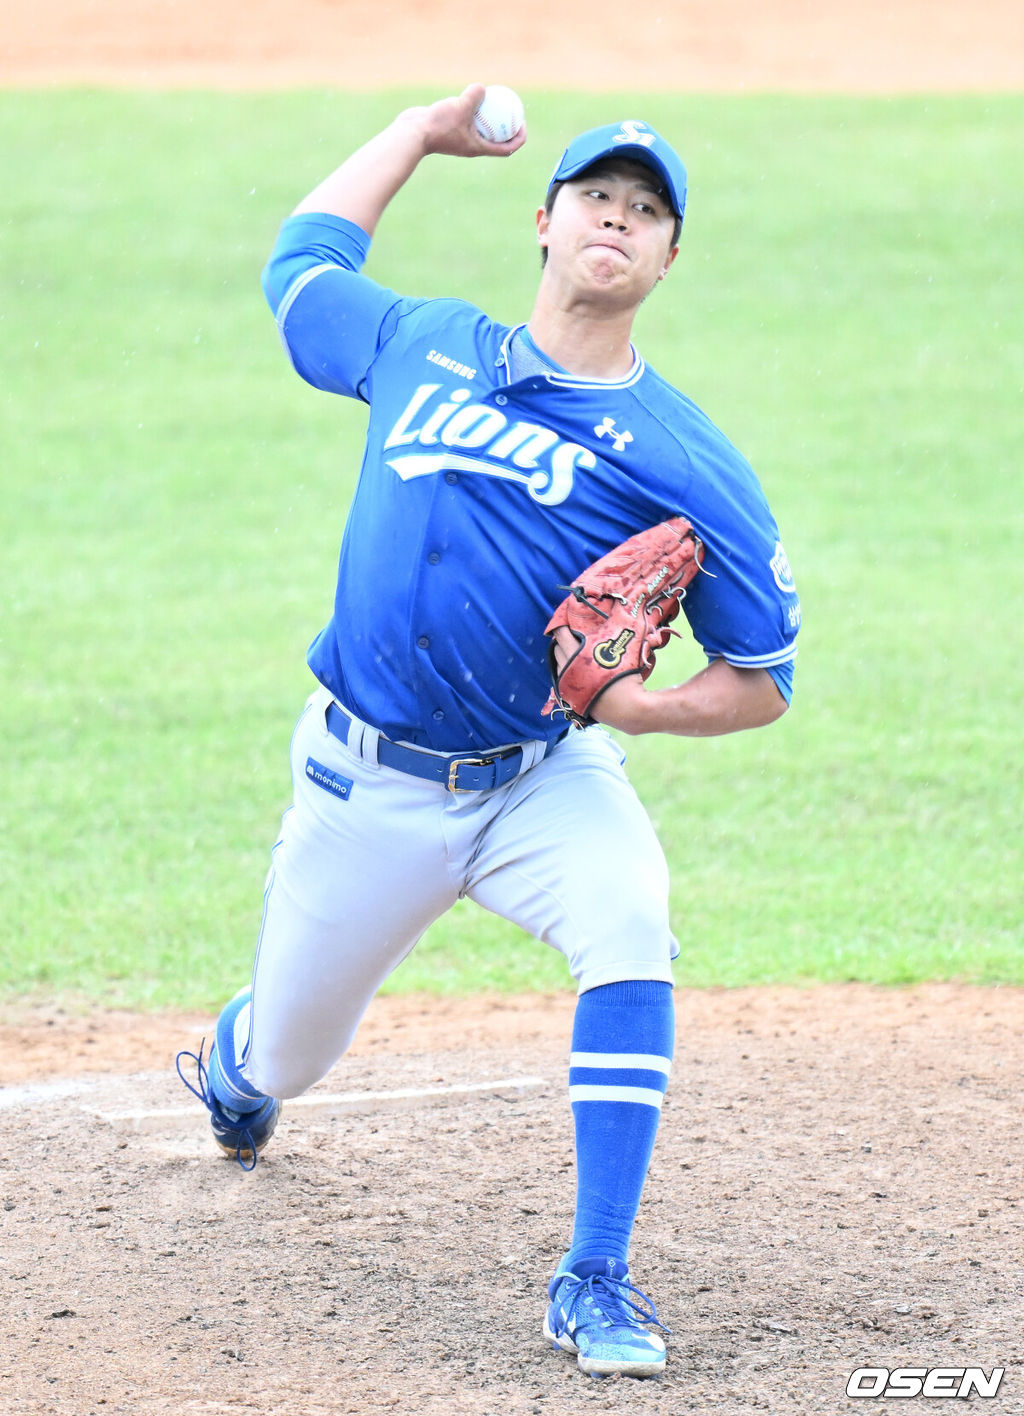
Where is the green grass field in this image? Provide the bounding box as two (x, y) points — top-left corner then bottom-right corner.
(2, 90), (1021, 1009)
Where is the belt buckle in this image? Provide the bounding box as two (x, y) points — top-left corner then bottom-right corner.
(447, 755), (494, 793)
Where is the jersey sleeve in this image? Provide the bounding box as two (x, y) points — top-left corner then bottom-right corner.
(683, 517), (800, 703)
(668, 429), (800, 702)
(261, 213), (414, 401)
(629, 373), (800, 703)
(765, 657), (795, 703)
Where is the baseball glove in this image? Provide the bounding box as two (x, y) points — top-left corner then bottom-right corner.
(542, 516), (705, 728)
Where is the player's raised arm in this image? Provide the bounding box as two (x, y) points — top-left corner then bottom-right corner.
(290, 84), (526, 236)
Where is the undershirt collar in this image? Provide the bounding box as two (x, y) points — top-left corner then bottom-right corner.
(505, 324), (642, 388)
(507, 326), (566, 380)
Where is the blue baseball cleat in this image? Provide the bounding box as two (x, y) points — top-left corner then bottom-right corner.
(543, 1257), (670, 1378)
(176, 1038), (280, 1171)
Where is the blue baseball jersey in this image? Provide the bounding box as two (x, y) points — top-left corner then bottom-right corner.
(263, 214), (800, 752)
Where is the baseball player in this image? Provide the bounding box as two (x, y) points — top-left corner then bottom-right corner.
(177, 84), (800, 1379)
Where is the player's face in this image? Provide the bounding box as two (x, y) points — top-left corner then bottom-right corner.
(537, 160), (679, 307)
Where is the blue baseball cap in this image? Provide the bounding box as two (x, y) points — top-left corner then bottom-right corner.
(548, 120), (687, 223)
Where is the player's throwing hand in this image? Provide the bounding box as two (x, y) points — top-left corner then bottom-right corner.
(396, 83), (527, 160)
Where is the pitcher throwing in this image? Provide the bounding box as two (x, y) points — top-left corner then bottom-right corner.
(178, 84), (800, 1379)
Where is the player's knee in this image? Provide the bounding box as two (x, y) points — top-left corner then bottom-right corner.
(595, 882), (672, 950)
(566, 897), (675, 992)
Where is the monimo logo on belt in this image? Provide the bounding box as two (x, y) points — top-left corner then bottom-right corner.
(305, 758), (353, 801)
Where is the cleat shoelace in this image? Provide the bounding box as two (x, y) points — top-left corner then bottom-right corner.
(561, 1272), (671, 1338)
(175, 1038), (262, 1172)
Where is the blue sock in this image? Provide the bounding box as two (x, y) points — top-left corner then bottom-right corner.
(207, 986), (267, 1114)
(562, 979), (674, 1274)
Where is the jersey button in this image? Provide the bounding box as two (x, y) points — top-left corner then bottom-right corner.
(416, 635), (430, 649)
(427, 552), (441, 565)
(445, 472), (458, 485)
(495, 394), (508, 406)
(432, 709), (445, 721)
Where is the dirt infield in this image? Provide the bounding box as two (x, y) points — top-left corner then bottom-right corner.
(3, 3), (1023, 1412)
(9, 0), (1024, 90)
(2, 985), (1023, 1414)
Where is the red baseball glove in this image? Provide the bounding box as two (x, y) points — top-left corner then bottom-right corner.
(542, 516), (705, 728)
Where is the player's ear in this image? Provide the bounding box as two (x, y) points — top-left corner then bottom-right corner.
(536, 205), (549, 250)
(657, 244), (680, 281)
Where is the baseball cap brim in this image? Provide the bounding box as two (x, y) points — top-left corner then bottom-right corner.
(548, 121), (687, 223)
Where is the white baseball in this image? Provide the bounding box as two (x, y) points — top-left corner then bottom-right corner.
(473, 85), (525, 144)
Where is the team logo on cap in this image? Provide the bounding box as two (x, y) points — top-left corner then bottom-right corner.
(612, 120), (656, 149)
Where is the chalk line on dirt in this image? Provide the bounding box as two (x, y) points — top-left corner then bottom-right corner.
(0, 1072), (549, 1120)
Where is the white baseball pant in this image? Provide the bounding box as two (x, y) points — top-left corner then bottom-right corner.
(241, 687), (677, 1099)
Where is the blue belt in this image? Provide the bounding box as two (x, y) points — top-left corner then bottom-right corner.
(325, 702), (559, 793)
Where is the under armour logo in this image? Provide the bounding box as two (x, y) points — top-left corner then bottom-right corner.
(594, 417), (634, 453)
